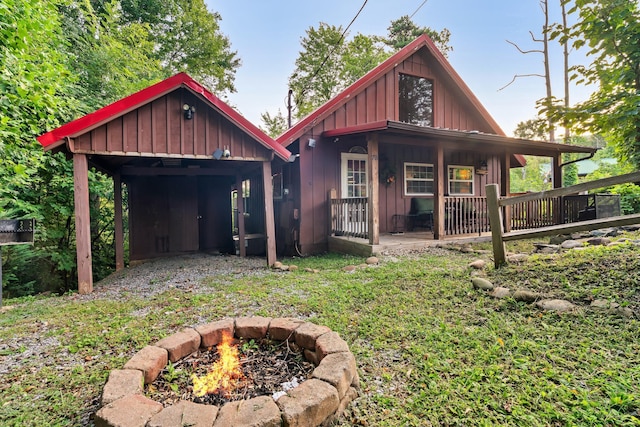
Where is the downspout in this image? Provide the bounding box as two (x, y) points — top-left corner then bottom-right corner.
(560, 151), (596, 169)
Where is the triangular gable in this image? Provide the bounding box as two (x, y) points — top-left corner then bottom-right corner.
(277, 34), (505, 147)
(38, 73), (293, 162)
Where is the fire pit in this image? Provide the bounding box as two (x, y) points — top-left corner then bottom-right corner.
(95, 317), (359, 427)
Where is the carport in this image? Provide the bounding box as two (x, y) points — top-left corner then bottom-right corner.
(38, 73), (294, 294)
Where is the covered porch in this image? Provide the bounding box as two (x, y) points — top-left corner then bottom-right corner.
(325, 120), (598, 246)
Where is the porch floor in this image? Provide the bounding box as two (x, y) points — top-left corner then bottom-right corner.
(328, 231), (493, 256)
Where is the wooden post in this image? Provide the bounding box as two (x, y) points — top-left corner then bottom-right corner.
(113, 172), (124, 271)
(328, 188), (337, 236)
(552, 153), (562, 189)
(434, 143), (445, 239)
(501, 153), (512, 232)
(73, 153), (93, 294)
(235, 174), (246, 258)
(486, 183), (507, 268)
(367, 134), (380, 245)
(262, 160), (277, 266)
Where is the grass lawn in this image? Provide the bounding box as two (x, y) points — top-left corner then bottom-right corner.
(0, 239), (638, 426)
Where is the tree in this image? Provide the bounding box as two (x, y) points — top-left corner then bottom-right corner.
(551, 0), (640, 167)
(260, 110), (288, 138)
(383, 15), (452, 57)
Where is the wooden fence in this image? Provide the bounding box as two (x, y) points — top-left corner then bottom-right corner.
(487, 171), (640, 267)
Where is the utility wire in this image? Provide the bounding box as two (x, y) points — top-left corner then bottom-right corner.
(410, 0), (429, 18)
(291, 0), (369, 112)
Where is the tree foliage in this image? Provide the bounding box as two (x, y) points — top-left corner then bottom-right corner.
(382, 15), (452, 56)
(260, 110), (288, 138)
(549, 0), (640, 167)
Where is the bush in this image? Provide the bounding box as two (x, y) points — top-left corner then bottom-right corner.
(609, 183), (640, 214)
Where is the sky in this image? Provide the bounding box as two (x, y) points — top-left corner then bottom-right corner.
(207, 0), (593, 137)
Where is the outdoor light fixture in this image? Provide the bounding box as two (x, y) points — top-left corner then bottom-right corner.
(183, 103), (195, 120)
(476, 161), (488, 175)
(308, 138), (316, 148)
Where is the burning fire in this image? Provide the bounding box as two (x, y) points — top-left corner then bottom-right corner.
(191, 331), (244, 397)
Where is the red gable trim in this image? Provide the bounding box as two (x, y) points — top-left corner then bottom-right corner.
(37, 73), (294, 162)
(277, 34), (505, 147)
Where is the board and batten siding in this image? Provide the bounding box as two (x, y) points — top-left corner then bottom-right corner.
(74, 90), (272, 160)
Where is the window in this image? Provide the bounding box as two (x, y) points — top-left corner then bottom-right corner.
(404, 163), (434, 195)
(448, 166), (474, 195)
(272, 172), (283, 200)
(341, 153), (367, 198)
(399, 73), (433, 127)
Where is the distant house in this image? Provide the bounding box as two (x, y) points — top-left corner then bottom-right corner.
(274, 34), (596, 255)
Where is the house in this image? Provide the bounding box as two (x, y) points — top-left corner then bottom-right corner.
(38, 73), (294, 294)
(274, 34), (597, 255)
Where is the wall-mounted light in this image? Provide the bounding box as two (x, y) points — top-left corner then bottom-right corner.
(183, 103), (195, 120)
(308, 138), (316, 148)
(476, 160), (488, 175)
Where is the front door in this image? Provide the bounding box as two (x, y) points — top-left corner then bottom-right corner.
(340, 153), (368, 233)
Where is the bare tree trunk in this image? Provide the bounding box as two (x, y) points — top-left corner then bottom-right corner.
(542, 0), (555, 142)
(562, 0), (570, 142)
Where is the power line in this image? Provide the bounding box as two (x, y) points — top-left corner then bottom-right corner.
(410, 0), (429, 18)
(291, 0), (369, 112)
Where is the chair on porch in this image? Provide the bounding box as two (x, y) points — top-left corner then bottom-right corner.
(408, 198), (433, 231)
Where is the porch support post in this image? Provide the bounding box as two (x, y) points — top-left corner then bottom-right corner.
(552, 153), (562, 188)
(262, 160), (277, 266)
(73, 153), (93, 294)
(367, 134), (379, 245)
(235, 174), (246, 258)
(501, 153), (512, 232)
(433, 143), (445, 239)
(113, 172), (124, 271)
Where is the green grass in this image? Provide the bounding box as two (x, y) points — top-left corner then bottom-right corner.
(0, 244), (638, 426)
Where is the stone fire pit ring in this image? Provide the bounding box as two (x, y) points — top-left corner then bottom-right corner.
(95, 317), (360, 427)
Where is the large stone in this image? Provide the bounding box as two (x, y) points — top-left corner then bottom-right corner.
(535, 244), (560, 254)
(587, 237), (611, 246)
(123, 345), (168, 384)
(507, 253), (529, 263)
(235, 316), (272, 339)
(590, 299), (620, 310)
(269, 317), (304, 341)
(312, 352), (357, 399)
(535, 299), (577, 313)
(560, 240), (583, 249)
(277, 379), (340, 427)
(315, 332), (350, 361)
(155, 327), (201, 363)
(489, 287), (511, 299)
(101, 369), (144, 405)
(95, 394), (163, 427)
(469, 259), (486, 270)
(195, 319), (234, 348)
(512, 290), (541, 303)
(365, 256), (379, 265)
(147, 400), (217, 427)
(295, 322), (330, 351)
(549, 234), (572, 245)
(471, 277), (494, 291)
(213, 396), (281, 427)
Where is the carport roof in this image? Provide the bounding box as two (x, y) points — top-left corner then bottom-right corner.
(37, 73), (294, 162)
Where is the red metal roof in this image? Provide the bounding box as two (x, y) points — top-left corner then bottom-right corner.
(37, 73), (294, 162)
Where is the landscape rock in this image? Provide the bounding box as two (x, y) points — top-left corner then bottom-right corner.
(366, 256), (379, 265)
(471, 277), (494, 291)
(507, 253), (529, 263)
(590, 299), (620, 310)
(272, 261), (283, 269)
(590, 228), (617, 237)
(560, 240), (583, 249)
(534, 244), (560, 254)
(469, 259), (486, 270)
(549, 234), (572, 245)
(279, 265), (290, 271)
(288, 265), (299, 271)
(342, 265), (357, 272)
(535, 299), (577, 313)
(489, 287), (511, 299)
(616, 307), (634, 318)
(587, 237), (611, 246)
(512, 290), (541, 303)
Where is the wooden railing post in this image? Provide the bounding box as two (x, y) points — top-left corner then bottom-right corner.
(486, 184), (507, 268)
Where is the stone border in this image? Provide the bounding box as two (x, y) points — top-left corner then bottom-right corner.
(95, 317), (359, 427)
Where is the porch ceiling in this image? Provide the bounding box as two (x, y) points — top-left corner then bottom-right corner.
(322, 120), (598, 158)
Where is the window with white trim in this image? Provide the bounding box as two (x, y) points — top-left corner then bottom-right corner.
(404, 163), (434, 195)
(448, 165), (474, 195)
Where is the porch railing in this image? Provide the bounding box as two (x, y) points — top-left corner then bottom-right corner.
(509, 196), (562, 231)
(444, 196), (490, 236)
(330, 197), (369, 239)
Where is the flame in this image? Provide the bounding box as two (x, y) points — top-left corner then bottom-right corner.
(191, 331), (243, 397)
